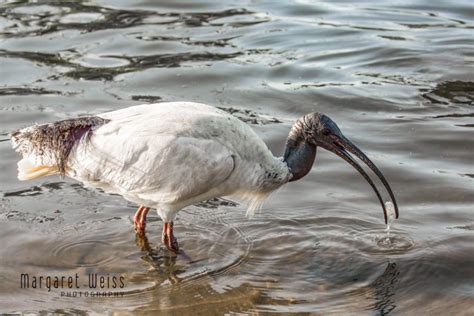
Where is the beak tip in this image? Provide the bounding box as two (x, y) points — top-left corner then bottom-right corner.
(394, 203), (400, 219)
(336, 136), (399, 227)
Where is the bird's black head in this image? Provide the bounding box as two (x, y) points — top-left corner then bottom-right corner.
(283, 112), (399, 224)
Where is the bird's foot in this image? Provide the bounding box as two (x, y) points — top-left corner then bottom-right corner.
(162, 222), (179, 253)
(133, 206), (150, 235)
(162, 234), (179, 253)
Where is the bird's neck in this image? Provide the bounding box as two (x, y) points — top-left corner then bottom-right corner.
(283, 121), (317, 182)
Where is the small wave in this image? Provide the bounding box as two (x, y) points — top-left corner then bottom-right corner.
(52, 240), (117, 267)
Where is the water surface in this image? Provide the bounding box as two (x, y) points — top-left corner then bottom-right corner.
(0, 0), (473, 314)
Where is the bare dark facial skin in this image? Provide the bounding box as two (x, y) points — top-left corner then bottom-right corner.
(308, 114), (399, 224)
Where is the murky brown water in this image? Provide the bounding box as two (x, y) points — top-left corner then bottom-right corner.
(1, 0), (473, 314)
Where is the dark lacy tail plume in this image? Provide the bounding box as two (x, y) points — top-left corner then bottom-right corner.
(11, 116), (109, 178)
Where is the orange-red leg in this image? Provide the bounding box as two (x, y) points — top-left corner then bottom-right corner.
(161, 222), (179, 253)
(134, 206), (150, 235)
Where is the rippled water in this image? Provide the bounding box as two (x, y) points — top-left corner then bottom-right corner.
(0, 0), (473, 314)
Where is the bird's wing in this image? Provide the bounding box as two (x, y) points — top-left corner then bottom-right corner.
(71, 125), (235, 206)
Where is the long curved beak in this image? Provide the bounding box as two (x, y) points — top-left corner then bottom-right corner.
(322, 135), (399, 224)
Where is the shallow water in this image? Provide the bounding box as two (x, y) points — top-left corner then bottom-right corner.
(0, 0), (473, 314)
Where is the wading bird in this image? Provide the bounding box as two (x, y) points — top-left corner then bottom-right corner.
(11, 102), (398, 253)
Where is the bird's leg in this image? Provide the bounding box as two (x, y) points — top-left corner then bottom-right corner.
(133, 206), (150, 235)
(162, 222), (179, 253)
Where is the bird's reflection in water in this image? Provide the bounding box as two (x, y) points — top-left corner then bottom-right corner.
(359, 262), (400, 315)
(131, 233), (261, 314)
(134, 233), (187, 285)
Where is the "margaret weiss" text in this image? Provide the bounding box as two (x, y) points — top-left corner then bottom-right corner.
(20, 273), (125, 292)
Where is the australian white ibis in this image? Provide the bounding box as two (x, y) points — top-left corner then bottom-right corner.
(10, 102), (399, 253)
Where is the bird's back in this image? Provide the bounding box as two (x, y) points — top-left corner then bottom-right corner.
(95, 102), (274, 166)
